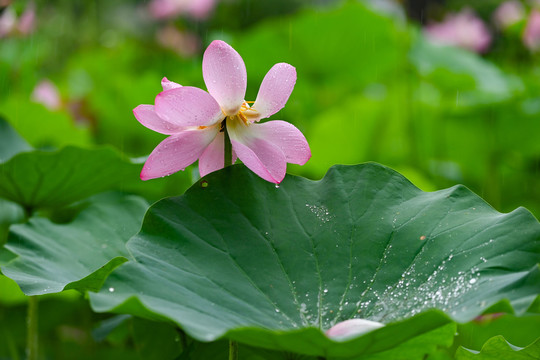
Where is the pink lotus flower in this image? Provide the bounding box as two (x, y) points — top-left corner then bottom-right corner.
(17, 1), (36, 35)
(0, 6), (17, 38)
(31, 79), (62, 111)
(134, 40), (311, 184)
(523, 10), (540, 51)
(493, 1), (525, 30)
(149, 0), (216, 20)
(0, 2), (35, 38)
(425, 9), (492, 53)
(156, 25), (200, 57)
(326, 319), (384, 340)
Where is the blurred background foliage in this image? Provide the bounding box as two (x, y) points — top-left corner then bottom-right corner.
(1, 0), (539, 358)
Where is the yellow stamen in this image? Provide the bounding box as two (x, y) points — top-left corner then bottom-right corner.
(238, 112), (250, 125)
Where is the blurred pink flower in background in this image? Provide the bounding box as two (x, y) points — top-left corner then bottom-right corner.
(156, 25), (200, 57)
(0, 1), (35, 37)
(523, 10), (540, 51)
(31, 79), (96, 128)
(31, 80), (62, 111)
(17, 1), (35, 35)
(0, 6), (16, 37)
(425, 9), (492, 53)
(493, 1), (525, 29)
(149, 0), (217, 20)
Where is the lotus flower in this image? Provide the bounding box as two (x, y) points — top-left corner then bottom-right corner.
(134, 40), (311, 184)
(425, 9), (492, 53)
(0, 6), (16, 37)
(31, 79), (61, 111)
(0, 2), (35, 38)
(326, 319), (384, 340)
(156, 25), (200, 57)
(149, 0), (216, 20)
(493, 1), (525, 30)
(523, 10), (540, 51)
(17, 1), (36, 35)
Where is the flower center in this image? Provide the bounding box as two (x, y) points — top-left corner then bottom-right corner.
(228, 101), (256, 126)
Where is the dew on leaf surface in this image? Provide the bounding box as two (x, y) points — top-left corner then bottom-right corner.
(305, 204), (333, 223)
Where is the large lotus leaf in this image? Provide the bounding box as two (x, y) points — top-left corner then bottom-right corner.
(179, 322), (454, 360)
(0, 146), (142, 210)
(0, 116), (32, 162)
(455, 336), (540, 359)
(90, 164), (540, 357)
(1, 193), (147, 295)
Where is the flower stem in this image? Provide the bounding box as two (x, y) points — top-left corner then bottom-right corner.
(26, 296), (38, 360)
(229, 340), (238, 360)
(223, 119), (232, 167)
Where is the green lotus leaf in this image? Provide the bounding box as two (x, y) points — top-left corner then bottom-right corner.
(0, 116), (32, 162)
(455, 336), (540, 359)
(0, 199), (25, 245)
(179, 322), (455, 360)
(409, 33), (515, 106)
(1, 193), (148, 295)
(455, 313), (540, 354)
(0, 146), (142, 210)
(89, 164), (540, 357)
(0, 96), (91, 149)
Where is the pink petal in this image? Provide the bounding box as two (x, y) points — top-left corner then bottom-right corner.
(198, 132), (237, 177)
(326, 319), (384, 340)
(228, 121), (286, 184)
(161, 77), (182, 91)
(202, 40), (247, 116)
(249, 120), (310, 165)
(247, 63), (296, 122)
(141, 127), (218, 180)
(133, 104), (181, 135)
(155, 86), (224, 127)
